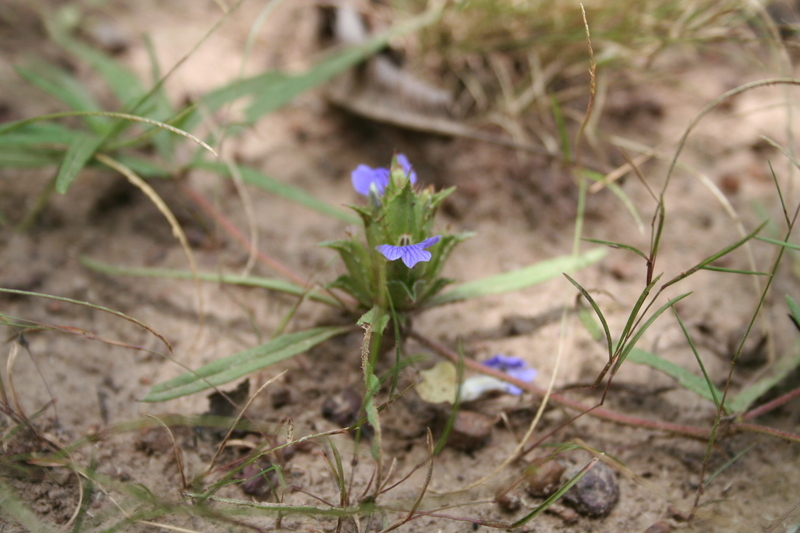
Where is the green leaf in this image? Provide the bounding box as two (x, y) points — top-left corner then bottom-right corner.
(79, 256), (341, 307)
(15, 63), (109, 133)
(627, 348), (724, 408)
(195, 161), (357, 223)
(700, 266), (769, 275)
(728, 342), (800, 413)
(0, 148), (63, 168)
(428, 247), (607, 306)
(756, 235), (800, 251)
(143, 326), (352, 402)
(193, 3), (443, 123)
(787, 295), (800, 329)
(616, 292), (691, 368)
(673, 308), (720, 409)
(565, 273), (613, 361)
(582, 238), (648, 261)
(51, 32), (146, 108)
(55, 132), (105, 193)
(0, 121), (80, 147)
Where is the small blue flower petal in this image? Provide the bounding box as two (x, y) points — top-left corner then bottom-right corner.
(396, 153), (417, 184)
(376, 235), (441, 268)
(352, 165), (390, 196)
(482, 354), (537, 395)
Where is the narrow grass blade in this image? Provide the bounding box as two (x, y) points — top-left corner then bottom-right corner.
(79, 256), (340, 307)
(700, 266), (769, 275)
(50, 31), (146, 108)
(143, 326), (351, 402)
(582, 238), (648, 261)
(673, 308), (721, 409)
(0, 121), (80, 147)
(15, 63), (109, 133)
(55, 132), (105, 193)
(661, 221), (767, 290)
(757, 235), (800, 251)
(704, 444), (755, 487)
(428, 247), (606, 306)
(0, 287), (172, 352)
(194, 161), (356, 223)
(565, 273), (613, 360)
(615, 274), (661, 358)
(196, 2), (443, 122)
(787, 295), (800, 330)
(627, 348), (723, 408)
(616, 292), (691, 368)
(728, 343), (800, 413)
(0, 111), (216, 155)
(0, 149), (63, 168)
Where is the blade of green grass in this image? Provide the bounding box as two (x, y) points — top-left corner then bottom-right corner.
(0, 148), (63, 168)
(194, 161), (357, 223)
(0, 111), (216, 156)
(511, 455), (601, 527)
(194, 2), (444, 124)
(143, 326), (351, 402)
(14, 63), (109, 133)
(565, 273), (613, 360)
(427, 247), (607, 306)
(79, 256), (341, 307)
(582, 238), (648, 261)
(787, 295), (800, 329)
(757, 235), (800, 250)
(700, 266), (769, 275)
(55, 132), (105, 193)
(49, 31), (147, 109)
(673, 308), (721, 409)
(616, 293), (691, 368)
(0, 121), (81, 147)
(627, 348), (724, 409)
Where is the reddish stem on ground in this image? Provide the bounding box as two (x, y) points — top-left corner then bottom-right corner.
(409, 330), (800, 444)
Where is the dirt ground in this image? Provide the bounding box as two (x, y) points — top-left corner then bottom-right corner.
(2, 1), (800, 532)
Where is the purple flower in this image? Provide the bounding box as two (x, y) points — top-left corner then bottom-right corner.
(351, 165), (390, 196)
(396, 153), (417, 183)
(376, 235), (440, 268)
(351, 153), (417, 196)
(482, 354), (537, 395)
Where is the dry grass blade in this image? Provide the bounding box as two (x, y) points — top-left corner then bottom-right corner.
(205, 371), (286, 474)
(0, 288), (173, 353)
(146, 415), (188, 491)
(94, 153), (204, 340)
(5, 343), (25, 422)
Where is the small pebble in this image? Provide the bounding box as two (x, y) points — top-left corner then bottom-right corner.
(237, 460), (277, 499)
(447, 410), (493, 452)
(561, 461), (619, 518)
(667, 504), (691, 522)
(525, 459), (565, 497)
(495, 485), (522, 512)
(645, 520), (672, 533)
(544, 503), (579, 524)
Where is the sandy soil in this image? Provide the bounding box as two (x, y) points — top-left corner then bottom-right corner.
(1, 2), (800, 532)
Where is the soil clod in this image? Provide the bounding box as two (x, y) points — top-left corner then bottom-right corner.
(446, 410), (493, 452)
